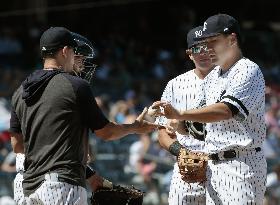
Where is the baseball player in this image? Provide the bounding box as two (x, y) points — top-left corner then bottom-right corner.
(156, 26), (215, 205)
(10, 27), (157, 205)
(12, 32), (104, 204)
(153, 14), (267, 205)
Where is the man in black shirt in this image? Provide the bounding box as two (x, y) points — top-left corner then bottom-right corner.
(10, 27), (157, 204)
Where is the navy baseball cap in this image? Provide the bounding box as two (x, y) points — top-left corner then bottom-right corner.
(196, 14), (241, 40)
(40, 27), (77, 53)
(187, 26), (203, 49)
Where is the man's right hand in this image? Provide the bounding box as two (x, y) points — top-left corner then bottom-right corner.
(87, 172), (104, 192)
(166, 119), (179, 133)
(134, 107), (160, 134)
(87, 172), (114, 192)
(149, 101), (182, 119)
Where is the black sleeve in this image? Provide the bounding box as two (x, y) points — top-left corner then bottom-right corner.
(76, 80), (109, 131)
(10, 107), (22, 133)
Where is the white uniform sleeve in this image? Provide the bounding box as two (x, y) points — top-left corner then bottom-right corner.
(221, 64), (265, 121)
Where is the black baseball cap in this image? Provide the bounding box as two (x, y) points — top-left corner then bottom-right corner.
(187, 26), (203, 49)
(196, 14), (241, 40)
(40, 27), (77, 53)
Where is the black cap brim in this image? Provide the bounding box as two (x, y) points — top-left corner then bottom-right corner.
(194, 32), (221, 41)
(188, 40), (208, 49)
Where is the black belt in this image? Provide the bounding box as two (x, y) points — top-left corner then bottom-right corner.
(209, 147), (261, 161)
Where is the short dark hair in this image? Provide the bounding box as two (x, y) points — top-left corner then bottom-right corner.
(41, 47), (62, 59)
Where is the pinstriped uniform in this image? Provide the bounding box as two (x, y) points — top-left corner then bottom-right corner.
(204, 58), (267, 204)
(157, 69), (207, 205)
(14, 153), (25, 204)
(14, 153), (88, 205)
(21, 180), (87, 205)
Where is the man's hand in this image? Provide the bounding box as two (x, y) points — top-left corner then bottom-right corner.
(87, 172), (105, 192)
(164, 119), (179, 138)
(163, 119), (189, 137)
(134, 107), (159, 134)
(94, 107), (160, 140)
(149, 101), (181, 119)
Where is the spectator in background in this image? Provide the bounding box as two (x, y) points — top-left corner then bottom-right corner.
(265, 164), (280, 205)
(0, 28), (22, 55)
(128, 133), (160, 205)
(0, 100), (10, 132)
(109, 100), (130, 123)
(0, 70), (14, 98)
(95, 94), (110, 117)
(1, 151), (16, 173)
(152, 50), (174, 79)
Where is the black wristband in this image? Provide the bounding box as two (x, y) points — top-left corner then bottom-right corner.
(86, 165), (96, 179)
(168, 141), (182, 156)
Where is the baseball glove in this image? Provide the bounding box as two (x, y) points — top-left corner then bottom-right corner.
(90, 185), (144, 205)
(177, 148), (208, 183)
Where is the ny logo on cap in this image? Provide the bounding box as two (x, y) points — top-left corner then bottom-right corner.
(42, 47), (46, 51)
(195, 30), (202, 38)
(203, 22), (207, 31)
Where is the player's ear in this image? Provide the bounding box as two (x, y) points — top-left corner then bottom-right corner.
(229, 33), (238, 46)
(62, 46), (72, 58)
(186, 49), (193, 60)
(61, 46), (68, 58)
(189, 54), (194, 61)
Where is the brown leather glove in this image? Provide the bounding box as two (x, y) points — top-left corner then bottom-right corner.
(177, 148), (208, 183)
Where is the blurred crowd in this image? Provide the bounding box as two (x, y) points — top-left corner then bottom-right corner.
(1, 9), (280, 204)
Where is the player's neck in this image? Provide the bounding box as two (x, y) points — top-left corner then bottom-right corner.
(43, 59), (63, 70)
(194, 68), (208, 79)
(220, 49), (243, 73)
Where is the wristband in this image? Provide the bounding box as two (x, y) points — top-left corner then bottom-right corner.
(168, 141), (182, 156)
(86, 165), (96, 179)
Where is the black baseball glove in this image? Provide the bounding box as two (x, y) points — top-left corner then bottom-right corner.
(90, 185), (144, 205)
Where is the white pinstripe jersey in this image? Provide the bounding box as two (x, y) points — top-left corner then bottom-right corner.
(157, 69), (207, 151)
(204, 57), (266, 153)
